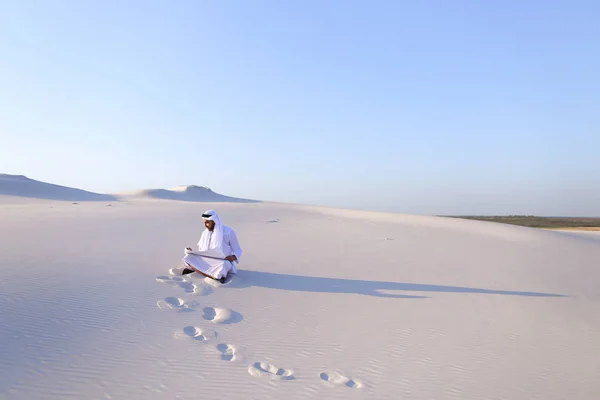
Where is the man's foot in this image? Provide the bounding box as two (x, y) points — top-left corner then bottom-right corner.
(182, 268), (195, 275)
(219, 276), (226, 284)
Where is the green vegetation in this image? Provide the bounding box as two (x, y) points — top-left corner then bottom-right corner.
(445, 215), (600, 229)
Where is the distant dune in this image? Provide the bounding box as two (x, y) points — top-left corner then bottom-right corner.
(0, 174), (118, 202)
(0, 174), (258, 204)
(116, 185), (258, 203)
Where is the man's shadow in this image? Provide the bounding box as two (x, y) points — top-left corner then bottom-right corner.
(225, 270), (566, 299)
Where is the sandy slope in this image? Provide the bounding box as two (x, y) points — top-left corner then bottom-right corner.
(0, 174), (117, 202)
(0, 174), (254, 204)
(115, 185), (257, 203)
(549, 230), (600, 243)
(1, 200), (599, 399)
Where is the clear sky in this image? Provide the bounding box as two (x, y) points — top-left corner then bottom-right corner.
(1, 1), (599, 216)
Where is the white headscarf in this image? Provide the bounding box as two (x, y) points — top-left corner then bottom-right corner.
(197, 210), (224, 253)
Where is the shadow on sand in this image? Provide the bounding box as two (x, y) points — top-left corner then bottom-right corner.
(227, 270), (566, 299)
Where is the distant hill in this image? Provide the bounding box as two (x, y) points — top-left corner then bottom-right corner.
(116, 185), (258, 203)
(0, 174), (118, 201)
(448, 215), (600, 229)
(0, 174), (258, 203)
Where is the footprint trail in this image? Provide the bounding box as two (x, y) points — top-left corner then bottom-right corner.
(216, 344), (236, 361)
(203, 307), (243, 324)
(248, 362), (295, 380)
(180, 326), (217, 342)
(155, 275), (199, 294)
(156, 297), (197, 312)
(320, 371), (363, 388)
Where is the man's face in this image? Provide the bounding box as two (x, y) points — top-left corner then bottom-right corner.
(204, 219), (215, 231)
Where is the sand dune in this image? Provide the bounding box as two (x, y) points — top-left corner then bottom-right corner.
(550, 229), (600, 243)
(0, 174), (256, 204)
(0, 174), (117, 202)
(117, 185), (258, 203)
(1, 199), (599, 399)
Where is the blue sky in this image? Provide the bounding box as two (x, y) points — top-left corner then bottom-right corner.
(1, 0), (599, 215)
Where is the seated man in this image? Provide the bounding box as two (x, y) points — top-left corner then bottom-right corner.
(182, 209), (242, 282)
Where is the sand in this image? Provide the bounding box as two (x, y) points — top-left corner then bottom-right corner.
(545, 227), (600, 231)
(1, 198), (600, 399)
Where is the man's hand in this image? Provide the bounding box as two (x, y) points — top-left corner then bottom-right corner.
(224, 255), (237, 262)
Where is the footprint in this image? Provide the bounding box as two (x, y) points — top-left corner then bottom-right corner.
(156, 275), (201, 294)
(156, 297), (197, 312)
(180, 326), (217, 342)
(320, 372), (363, 388)
(248, 362), (295, 380)
(201, 275), (236, 289)
(203, 307), (243, 324)
(157, 275), (184, 283)
(169, 267), (185, 276)
(216, 344), (236, 361)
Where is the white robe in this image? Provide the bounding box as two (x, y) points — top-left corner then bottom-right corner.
(182, 251), (235, 279)
(197, 225), (243, 261)
(181, 210), (242, 279)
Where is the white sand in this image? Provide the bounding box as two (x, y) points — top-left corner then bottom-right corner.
(550, 230), (600, 243)
(0, 174), (254, 204)
(0, 174), (117, 202)
(1, 198), (600, 399)
(116, 185), (256, 203)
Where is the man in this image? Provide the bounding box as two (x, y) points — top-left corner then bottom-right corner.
(182, 210), (242, 281)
